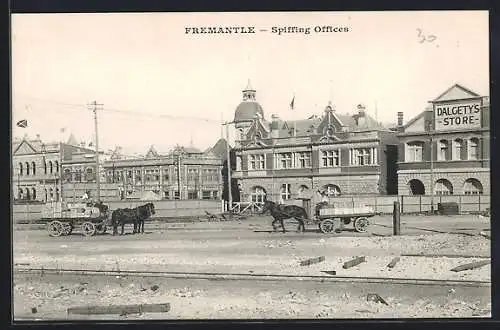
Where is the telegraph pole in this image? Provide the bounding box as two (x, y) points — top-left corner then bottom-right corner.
(88, 101), (103, 202)
(224, 122), (233, 213)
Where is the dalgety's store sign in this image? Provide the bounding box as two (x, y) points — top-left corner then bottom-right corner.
(434, 101), (481, 131)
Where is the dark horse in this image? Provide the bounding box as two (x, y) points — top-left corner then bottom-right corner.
(260, 200), (307, 233)
(111, 203), (156, 235)
(135, 202), (156, 234)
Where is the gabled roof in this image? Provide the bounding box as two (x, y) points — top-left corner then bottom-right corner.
(432, 83), (481, 102)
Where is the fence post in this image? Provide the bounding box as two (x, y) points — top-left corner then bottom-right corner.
(393, 201), (401, 235)
(400, 195), (404, 214)
(419, 196), (422, 214)
(478, 194), (481, 212)
(458, 195), (462, 214)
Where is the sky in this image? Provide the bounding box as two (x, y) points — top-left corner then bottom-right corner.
(11, 11), (489, 155)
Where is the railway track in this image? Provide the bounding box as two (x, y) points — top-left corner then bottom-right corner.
(14, 266), (491, 287)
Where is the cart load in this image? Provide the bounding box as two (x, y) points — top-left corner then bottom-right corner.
(315, 202), (375, 234)
(42, 202), (110, 237)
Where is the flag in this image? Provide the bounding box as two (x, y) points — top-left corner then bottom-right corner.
(290, 95), (295, 110)
(16, 119), (28, 128)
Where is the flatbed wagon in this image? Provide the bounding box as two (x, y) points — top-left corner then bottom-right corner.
(41, 202), (109, 237)
(313, 204), (375, 234)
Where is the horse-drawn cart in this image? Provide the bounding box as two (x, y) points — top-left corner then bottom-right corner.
(42, 202), (109, 237)
(315, 204), (375, 234)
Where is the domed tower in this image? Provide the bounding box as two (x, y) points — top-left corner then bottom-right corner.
(233, 80), (264, 140)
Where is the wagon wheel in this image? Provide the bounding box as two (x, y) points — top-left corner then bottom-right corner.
(82, 222), (96, 237)
(353, 217), (370, 233)
(62, 223), (73, 236)
(95, 224), (107, 235)
(47, 221), (63, 237)
(319, 219), (341, 234)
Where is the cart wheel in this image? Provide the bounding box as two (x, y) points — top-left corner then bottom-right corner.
(47, 221), (63, 237)
(353, 217), (370, 233)
(82, 222), (96, 237)
(319, 219), (340, 234)
(95, 224), (107, 235)
(62, 223), (73, 236)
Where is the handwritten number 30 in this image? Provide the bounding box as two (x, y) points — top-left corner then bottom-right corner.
(417, 28), (437, 43)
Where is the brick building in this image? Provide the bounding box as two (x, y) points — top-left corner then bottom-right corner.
(102, 143), (224, 200)
(231, 82), (399, 207)
(12, 134), (97, 202)
(397, 84), (490, 197)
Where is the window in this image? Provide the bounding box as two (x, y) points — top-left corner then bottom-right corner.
(438, 140), (449, 161)
(26, 162), (30, 176)
(64, 168), (72, 182)
(74, 169), (82, 182)
(25, 188), (31, 200)
(406, 141), (424, 162)
(297, 152), (311, 168)
(163, 172), (170, 182)
(453, 139), (463, 160)
(298, 185), (309, 199)
(278, 153), (293, 169)
(32, 161), (36, 175)
(127, 171), (133, 179)
(321, 150), (340, 167)
(85, 168), (95, 182)
(174, 191), (180, 200)
(49, 161), (53, 174)
(54, 161), (59, 173)
(435, 179), (453, 195)
(202, 191), (211, 200)
(468, 138), (479, 160)
(116, 170), (122, 182)
(236, 156), (242, 171)
(19, 163), (23, 176)
(323, 184), (341, 197)
(187, 169), (198, 181)
(49, 188), (54, 200)
(212, 191), (218, 199)
(32, 187), (36, 200)
(188, 191), (197, 200)
(249, 154), (265, 170)
(44, 161), (47, 174)
(463, 178), (483, 195)
(250, 186), (267, 203)
(55, 188), (60, 201)
(163, 191), (170, 199)
(351, 148), (372, 166)
(280, 184), (291, 201)
(153, 169), (160, 181)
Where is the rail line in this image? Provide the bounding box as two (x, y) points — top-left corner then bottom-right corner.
(14, 267), (491, 287)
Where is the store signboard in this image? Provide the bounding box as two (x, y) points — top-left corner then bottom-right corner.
(434, 100), (481, 131)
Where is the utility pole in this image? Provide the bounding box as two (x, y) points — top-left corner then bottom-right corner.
(427, 121), (435, 214)
(88, 101), (103, 202)
(223, 122), (233, 213)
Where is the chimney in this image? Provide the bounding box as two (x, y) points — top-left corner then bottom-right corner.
(397, 112), (404, 126)
(270, 114), (280, 139)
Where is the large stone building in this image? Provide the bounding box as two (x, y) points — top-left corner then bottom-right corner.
(231, 82), (399, 207)
(102, 143), (225, 200)
(397, 84), (490, 197)
(12, 134), (97, 202)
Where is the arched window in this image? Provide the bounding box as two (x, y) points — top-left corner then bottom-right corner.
(54, 161), (59, 173)
(44, 160), (47, 174)
(406, 141), (424, 162)
(453, 139), (464, 160)
(32, 187), (37, 200)
(322, 184), (341, 197)
(438, 140), (449, 161)
(31, 161), (36, 175)
(25, 187), (31, 200)
(55, 188), (60, 201)
(19, 163), (23, 176)
(49, 161), (53, 174)
(25, 162), (30, 176)
(44, 188), (48, 202)
(435, 179), (453, 195)
(250, 186), (267, 203)
(463, 178), (483, 195)
(408, 179), (425, 195)
(18, 188), (23, 200)
(49, 188), (54, 201)
(468, 138), (479, 160)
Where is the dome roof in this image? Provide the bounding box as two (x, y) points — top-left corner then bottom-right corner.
(234, 101), (264, 122)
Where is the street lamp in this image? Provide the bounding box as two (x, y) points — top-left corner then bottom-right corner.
(221, 121), (234, 214)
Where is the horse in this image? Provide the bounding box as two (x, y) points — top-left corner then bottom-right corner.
(135, 203), (156, 234)
(111, 207), (138, 236)
(260, 200), (307, 233)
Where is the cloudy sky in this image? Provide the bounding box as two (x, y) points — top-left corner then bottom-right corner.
(11, 11), (489, 154)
